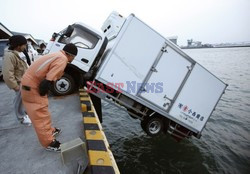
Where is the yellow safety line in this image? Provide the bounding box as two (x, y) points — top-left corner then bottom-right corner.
(85, 130), (103, 140)
(83, 117), (98, 124)
(79, 89), (120, 174)
(80, 97), (90, 101)
(88, 150), (112, 166)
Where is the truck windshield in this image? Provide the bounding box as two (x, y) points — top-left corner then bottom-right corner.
(58, 24), (99, 49)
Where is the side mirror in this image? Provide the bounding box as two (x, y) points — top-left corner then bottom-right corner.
(64, 25), (74, 37)
(51, 32), (59, 40)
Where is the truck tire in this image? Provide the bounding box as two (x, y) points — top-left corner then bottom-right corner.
(141, 116), (164, 137)
(50, 73), (76, 96)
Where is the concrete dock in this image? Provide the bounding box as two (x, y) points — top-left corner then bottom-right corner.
(0, 81), (118, 174)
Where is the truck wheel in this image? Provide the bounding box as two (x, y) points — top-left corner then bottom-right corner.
(50, 73), (76, 96)
(141, 116), (164, 137)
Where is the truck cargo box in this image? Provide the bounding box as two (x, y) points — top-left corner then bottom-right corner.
(96, 14), (227, 134)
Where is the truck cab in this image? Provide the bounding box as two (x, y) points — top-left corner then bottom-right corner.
(44, 23), (108, 95)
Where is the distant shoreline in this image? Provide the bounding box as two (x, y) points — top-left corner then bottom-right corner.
(181, 45), (250, 49)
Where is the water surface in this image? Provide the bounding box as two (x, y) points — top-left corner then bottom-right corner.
(102, 47), (250, 174)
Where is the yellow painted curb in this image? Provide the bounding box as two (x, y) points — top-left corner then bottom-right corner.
(84, 117), (98, 124)
(88, 150), (112, 166)
(85, 130), (103, 140)
(80, 97), (90, 101)
(79, 88), (120, 174)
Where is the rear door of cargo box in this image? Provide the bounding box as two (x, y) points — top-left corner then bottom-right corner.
(140, 45), (193, 110)
(168, 64), (227, 133)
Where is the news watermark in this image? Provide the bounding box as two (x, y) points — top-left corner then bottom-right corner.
(87, 81), (163, 94)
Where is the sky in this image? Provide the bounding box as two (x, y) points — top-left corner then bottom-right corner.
(0, 0), (249, 46)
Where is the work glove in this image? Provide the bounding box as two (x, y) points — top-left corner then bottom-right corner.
(39, 79), (52, 96)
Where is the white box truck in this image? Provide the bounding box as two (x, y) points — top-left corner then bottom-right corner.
(44, 12), (227, 140)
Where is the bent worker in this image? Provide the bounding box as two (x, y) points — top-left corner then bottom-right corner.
(21, 43), (78, 152)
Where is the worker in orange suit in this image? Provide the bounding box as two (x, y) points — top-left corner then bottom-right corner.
(21, 43), (78, 152)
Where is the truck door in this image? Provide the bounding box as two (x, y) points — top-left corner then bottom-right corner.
(140, 45), (192, 110)
(168, 64), (227, 133)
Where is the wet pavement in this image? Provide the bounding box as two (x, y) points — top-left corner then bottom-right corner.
(0, 80), (84, 174)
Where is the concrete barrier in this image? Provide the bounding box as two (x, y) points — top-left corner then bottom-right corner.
(79, 89), (120, 174)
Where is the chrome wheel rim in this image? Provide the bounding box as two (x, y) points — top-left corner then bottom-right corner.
(55, 78), (70, 93)
(148, 120), (161, 134)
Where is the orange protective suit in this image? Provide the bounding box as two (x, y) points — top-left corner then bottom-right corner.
(21, 51), (68, 147)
